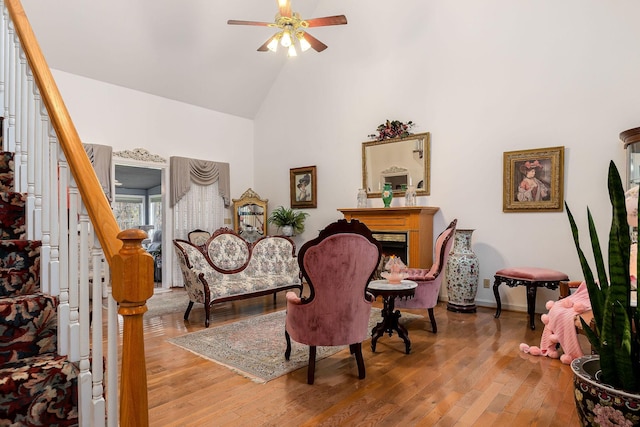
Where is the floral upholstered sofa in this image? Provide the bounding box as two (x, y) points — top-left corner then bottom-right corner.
(173, 227), (303, 327)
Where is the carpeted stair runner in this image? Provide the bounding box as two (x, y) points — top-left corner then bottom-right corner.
(0, 151), (79, 426)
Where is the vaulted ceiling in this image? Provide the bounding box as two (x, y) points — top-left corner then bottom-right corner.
(21, 0), (335, 120)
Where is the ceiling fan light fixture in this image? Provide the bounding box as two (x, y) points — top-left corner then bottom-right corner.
(267, 36), (279, 52)
(280, 30), (292, 47)
(297, 32), (311, 52)
(229, 0), (347, 55)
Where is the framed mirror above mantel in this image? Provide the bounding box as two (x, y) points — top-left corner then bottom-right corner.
(362, 132), (431, 198)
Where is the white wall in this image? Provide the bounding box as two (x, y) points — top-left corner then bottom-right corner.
(254, 0), (640, 312)
(51, 70), (254, 288)
(48, 1), (640, 313)
(52, 70), (255, 199)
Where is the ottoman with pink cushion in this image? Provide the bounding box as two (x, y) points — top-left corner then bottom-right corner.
(493, 267), (569, 330)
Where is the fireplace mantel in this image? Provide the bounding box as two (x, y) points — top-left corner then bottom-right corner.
(338, 206), (440, 268)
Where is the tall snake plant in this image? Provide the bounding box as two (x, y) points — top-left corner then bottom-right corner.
(566, 161), (639, 392)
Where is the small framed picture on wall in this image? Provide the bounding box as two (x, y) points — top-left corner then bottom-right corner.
(503, 146), (564, 212)
(290, 166), (317, 209)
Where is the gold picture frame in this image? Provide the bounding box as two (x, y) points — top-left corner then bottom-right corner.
(290, 166), (317, 209)
(503, 146), (564, 212)
(362, 132), (431, 198)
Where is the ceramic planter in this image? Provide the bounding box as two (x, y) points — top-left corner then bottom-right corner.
(571, 355), (640, 426)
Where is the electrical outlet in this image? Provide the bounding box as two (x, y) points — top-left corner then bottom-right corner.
(224, 218), (231, 224)
(483, 278), (490, 288)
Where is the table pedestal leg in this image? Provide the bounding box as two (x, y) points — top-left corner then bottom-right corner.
(370, 296), (411, 354)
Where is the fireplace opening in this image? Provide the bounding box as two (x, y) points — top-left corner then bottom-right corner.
(371, 231), (409, 279)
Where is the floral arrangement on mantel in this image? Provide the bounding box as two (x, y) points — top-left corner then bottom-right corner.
(368, 120), (416, 141)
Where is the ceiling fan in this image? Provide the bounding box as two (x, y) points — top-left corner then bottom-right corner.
(227, 0), (347, 56)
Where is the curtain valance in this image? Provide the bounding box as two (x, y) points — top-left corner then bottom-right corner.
(170, 156), (230, 208)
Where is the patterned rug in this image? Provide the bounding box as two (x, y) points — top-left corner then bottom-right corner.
(167, 307), (420, 383)
(144, 289), (190, 318)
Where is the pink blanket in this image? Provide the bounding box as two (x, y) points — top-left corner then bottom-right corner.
(520, 282), (591, 364)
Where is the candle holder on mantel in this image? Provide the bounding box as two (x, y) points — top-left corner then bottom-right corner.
(357, 188), (368, 208)
(405, 185), (417, 206)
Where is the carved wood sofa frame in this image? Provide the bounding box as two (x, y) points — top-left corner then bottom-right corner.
(173, 227), (303, 327)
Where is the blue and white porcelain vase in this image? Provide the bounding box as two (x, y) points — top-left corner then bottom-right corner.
(381, 183), (393, 208)
(445, 229), (478, 313)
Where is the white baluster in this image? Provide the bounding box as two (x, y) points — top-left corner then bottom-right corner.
(17, 43), (26, 193)
(106, 285), (118, 427)
(56, 144), (69, 355)
(67, 174), (79, 362)
(38, 95), (52, 294)
(90, 229), (105, 427)
(6, 19), (15, 156)
(0, 1), (6, 116)
(31, 78), (42, 241)
(77, 205), (91, 427)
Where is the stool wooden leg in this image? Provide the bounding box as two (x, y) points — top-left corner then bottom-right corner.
(526, 283), (537, 330)
(493, 279), (502, 318)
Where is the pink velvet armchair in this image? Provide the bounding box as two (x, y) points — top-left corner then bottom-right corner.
(395, 219), (457, 333)
(285, 219), (382, 385)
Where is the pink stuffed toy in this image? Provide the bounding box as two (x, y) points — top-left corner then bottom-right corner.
(520, 282), (591, 364)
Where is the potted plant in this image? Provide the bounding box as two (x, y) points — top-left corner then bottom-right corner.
(267, 206), (309, 237)
(566, 161), (640, 426)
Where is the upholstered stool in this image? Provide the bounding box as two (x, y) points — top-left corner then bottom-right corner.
(493, 267), (569, 330)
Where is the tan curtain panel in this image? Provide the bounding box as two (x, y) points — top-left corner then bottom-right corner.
(170, 156), (230, 207)
(83, 143), (113, 202)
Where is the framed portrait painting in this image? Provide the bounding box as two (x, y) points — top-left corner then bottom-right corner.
(503, 146), (564, 212)
(290, 166), (317, 208)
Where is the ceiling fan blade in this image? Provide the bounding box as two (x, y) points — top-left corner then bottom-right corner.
(227, 19), (272, 27)
(306, 15), (348, 27)
(277, 0), (292, 18)
(257, 35), (277, 52)
(302, 32), (328, 52)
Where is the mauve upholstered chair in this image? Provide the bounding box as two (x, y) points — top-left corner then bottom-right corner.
(284, 219), (382, 385)
(395, 219), (457, 333)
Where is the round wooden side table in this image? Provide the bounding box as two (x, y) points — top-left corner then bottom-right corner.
(367, 279), (417, 354)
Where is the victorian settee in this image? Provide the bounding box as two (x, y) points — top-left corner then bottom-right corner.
(173, 227), (302, 327)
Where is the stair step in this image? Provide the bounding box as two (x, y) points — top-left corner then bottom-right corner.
(0, 239), (41, 297)
(0, 191), (25, 240)
(0, 152), (14, 192)
(0, 352), (79, 426)
(0, 293), (57, 364)
(0, 149), (79, 425)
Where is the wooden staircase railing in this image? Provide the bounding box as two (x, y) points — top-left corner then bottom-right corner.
(2, 0), (152, 425)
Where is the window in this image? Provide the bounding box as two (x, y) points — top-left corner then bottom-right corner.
(149, 195), (162, 227)
(113, 195), (145, 231)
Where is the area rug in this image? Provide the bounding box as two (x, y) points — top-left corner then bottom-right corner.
(145, 289), (190, 318)
(167, 308), (420, 383)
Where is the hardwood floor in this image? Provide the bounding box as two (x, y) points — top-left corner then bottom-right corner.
(138, 289), (581, 426)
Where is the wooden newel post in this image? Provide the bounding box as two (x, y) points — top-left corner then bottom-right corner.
(111, 229), (154, 427)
